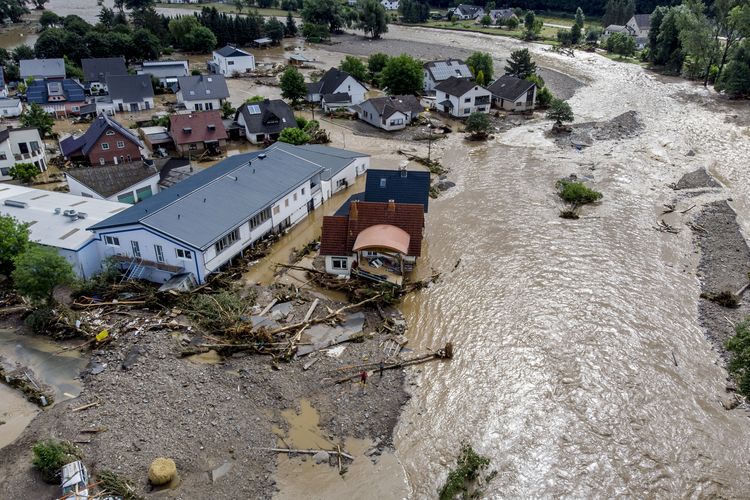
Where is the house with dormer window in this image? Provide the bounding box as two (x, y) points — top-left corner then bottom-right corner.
(176, 75), (230, 112)
(235, 99), (296, 144)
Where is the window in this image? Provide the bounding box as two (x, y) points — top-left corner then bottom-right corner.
(195, 103), (204, 111)
(30, 141), (39, 151)
(228, 60), (234, 65)
(154, 244), (165, 263)
(0, 167), (7, 176)
(106, 130), (115, 136)
(214, 228), (240, 253)
(136, 186), (153, 201)
(301, 187), (305, 195)
(463, 108), (470, 115)
(101, 143), (110, 150)
(464, 97), (471, 103)
(0, 152), (6, 160)
(99, 158), (106, 165)
(176, 248), (192, 259)
(189, 143), (198, 151)
(293, 193), (298, 202)
(116, 141), (125, 149)
(249, 207), (272, 230)
(131, 241), (141, 258)
(336, 178), (347, 188)
(206, 102), (213, 110)
(117, 192), (135, 204)
(331, 257), (348, 270)
(273, 205), (280, 215)
(516, 102), (522, 107)
(104, 235), (120, 246)
(284, 198), (289, 208)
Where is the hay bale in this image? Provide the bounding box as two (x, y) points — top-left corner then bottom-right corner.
(148, 458), (176, 485)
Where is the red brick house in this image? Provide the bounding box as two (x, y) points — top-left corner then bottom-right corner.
(169, 110), (228, 157)
(60, 114), (143, 166)
(319, 200), (424, 286)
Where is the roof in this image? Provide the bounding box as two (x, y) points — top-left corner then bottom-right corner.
(320, 201), (424, 257)
(364, 168), (430, 212)
(363, 95), (422, 120)
(267, 142), (369, 181)
(489, 8), (515, 19)
(424, 59), (472, 82)
(156, 157), (193, 188)
(632, 14), (651, 30)
(454, 4), (483, 16)
(306, 67), (367, 96)
(254, 37), (273, 44)
(289, 54), (309, 62)
(169, 110), (228, 145)
(106, 74), (154, 102)
(139, 60), (190, 79)
(0, 184), (129, 251)
(488, 75), (535, 101)
(353, 224), (410, 254)
(19, 58), (65, 79)
(322, 92), (350, 104)
(88, 147), (327, 250)
(605, 24), (627, 32)
(66, 162), (160, 198)
(214, 45), (253, 58)
(81, 57), (127, 83)
(177, 75), (229, 101)
(60, 114), (142, 158)
(434, 76), (485, 97)
(0, 98), (21, 108)
(235, 99), (295, 136)
(26, 78), (86, 105)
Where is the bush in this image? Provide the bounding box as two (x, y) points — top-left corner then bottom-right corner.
(12, 244), (74, 304)
(32, 439), (82, 484)
(295, 115), (308, 128)
(439, 443), (493, 500)
(279, 127), (311, 145)
(556, 179), (602, 206)
(464, 112), (492, 140)
(186, 290), (255, 333)
(726, 319), (750, 396)
(546, 98), (573, 126)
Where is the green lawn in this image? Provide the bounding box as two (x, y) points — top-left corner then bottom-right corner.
(155, 1), (293, 17)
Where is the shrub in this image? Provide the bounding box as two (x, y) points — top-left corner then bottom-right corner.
(295, 115), (308, 129)
(32, 439), (82, 484)
(464, 112), (492, 140)
(546, 98), (573, 126)
(278, 127), (311, 145)
(727, 319), (750, 396)
(556, 179), (602, 206)
(439, 443), (493, 500)
(12, 244), (74, 304)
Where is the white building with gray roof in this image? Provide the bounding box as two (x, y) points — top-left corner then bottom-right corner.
(423, 59), (473, 93)
(19, 58), (65, 80)
(176, 74), (230, 112)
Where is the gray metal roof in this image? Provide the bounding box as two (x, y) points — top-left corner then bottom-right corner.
(214, 45), (252, 58)
(106, 74), (154, 102)
(19, 58), (65, 79)
(267, 143), (368, 181)
(177, 75), (229, 101)
(89, 147), (327, 249)
(235, 99), (295, 135)
(488, 75), (535, 101)
(424, 59), (472, 82)
(434, 76), (485, 97)
(82, 57), (127, 83)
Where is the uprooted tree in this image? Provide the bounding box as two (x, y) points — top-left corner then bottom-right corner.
(439, 443), (496, 500)
(555, 178), (603, 219)
(726, 318), (750, 396)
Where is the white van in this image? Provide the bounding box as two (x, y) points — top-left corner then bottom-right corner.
(60, 461), (89, 500)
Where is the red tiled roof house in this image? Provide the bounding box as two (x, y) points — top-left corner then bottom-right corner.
(169, 110), (228, 157)
(319, 200), (424, 286)
(59, 114), (143, 166)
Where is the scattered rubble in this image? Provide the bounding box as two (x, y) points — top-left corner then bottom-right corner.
(557, 110), (643, 148)
(672, 168), (722, 190)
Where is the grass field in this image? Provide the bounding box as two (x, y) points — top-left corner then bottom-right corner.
(156, 1), (292, 17)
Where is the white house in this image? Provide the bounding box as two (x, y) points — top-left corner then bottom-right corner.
(356, 95), (422, 131)
(0, 185), (130, 279)
(209, 45), (255, 77)
(88, 144), (368, 285)
(487, 75), (536, 111)
(434, 77), (492, 117)
(138, 60), (190, 87)
(306, 68), (368, 106)
(450, 4), (484, 20)
(176, 75), (230, 112)
(66, 161), (161, 204)
(0, 127), (48, 181)
(423, 59), (473, 93)
(106, 75), (155, 113)
(0, 98), (22, 118)
(381, 0), (399, 10)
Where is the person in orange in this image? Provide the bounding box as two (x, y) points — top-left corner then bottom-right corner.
(359, 370), (368, 394)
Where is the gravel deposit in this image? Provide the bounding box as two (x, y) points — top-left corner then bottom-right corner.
(558, 111), (644, 148)
(674, 168), (722, 190)
(0, 292), (410, 499)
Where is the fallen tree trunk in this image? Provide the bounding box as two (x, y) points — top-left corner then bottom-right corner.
(334, 342), (454, 384)
(254, 447), (354, 460)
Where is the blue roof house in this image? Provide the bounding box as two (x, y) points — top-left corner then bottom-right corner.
(26, 78), (86, 116)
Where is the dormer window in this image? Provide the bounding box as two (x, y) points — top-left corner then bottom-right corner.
(183, 127), (192, 134)
(106, 130), (115, 136)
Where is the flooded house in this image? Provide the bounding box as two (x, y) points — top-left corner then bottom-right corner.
(234, 99), (295, 144)
(487, 75), (537, 112)
(59, 114), (144, 166)
(306, 67), (368, 108)
(106, 74), (155, 113)
(434, 76), (491, 118)
(169, 110), (228, 157)
(137, 60), (190, 88)
(355, 95), (423, 131)
(209, 45), (256, 77)
(423, 59), (472, 93)
(81, 57), (127, 95)
(0, 127), (48, 181)
(176, 74), (229, 112)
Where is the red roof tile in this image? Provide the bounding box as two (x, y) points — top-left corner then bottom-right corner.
(169, 110), (227, 146)
(320, 216), (349, 255)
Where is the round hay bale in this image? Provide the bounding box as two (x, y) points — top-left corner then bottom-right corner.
(148, 457), (176, 485)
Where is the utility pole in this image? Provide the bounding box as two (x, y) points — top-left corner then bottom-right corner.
(427, 122), (433, 162)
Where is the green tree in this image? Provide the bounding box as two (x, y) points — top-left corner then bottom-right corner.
(9, 163), (39, 184)
(12, 44), (35, 63)
(557, 29), (573, 46)
(357, 0), (388, 39)
(131, 28), (161, 61)
(39, 10), (60, 28)
(168, 16), (201, 45)
(726, 318), (750, 395)
(504, 48), (536, 79)
(575, 7), (584, 29)
(339, 55), (368, 81)
(606, 32), (636, 56)
(380, 53), (423, 95)
(546, 98), (573, 126)
(32, 439), (81, 484)
(400, 0), (429, 23)
(279, 127), (311, 145)
(678, 0), (720, 85)
(280, 66), (307, 103)
(480, 14), (491, 27)
(245, 95), (266, 103)
(506, 16), (519, 29)
(716, 39), (750, 96)
(12, 245), (74, 305)
(302, 0), (345, 32)
(266, 18), (286, 43)
(649, 6), (684, 72)
(0, 215), (29, 275)
(368, 52), (389, 85)
(187, 26), (217, 53)
(602, 0), (634, 26)
(464, 112), (492, 140)
(527, 73), (552, 106)
(286, 11), (298, 36)
(585, 27), (601, 43)
(467, 52), (493, 85)
(221, 100), (236, 119)
(20, 103), (54, 138)
(570, 23), (582, 44)
(523, 10), (541, 39)
(302, 22), (330, 41)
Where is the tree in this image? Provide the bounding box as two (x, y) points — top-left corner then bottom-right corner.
(523, 10), (541, 39)
(715, 1), (750, 81)
(358, 0), (388, 39)
(649, 6), (684, 73)
(467, 52), (493, 85)
(368, 52), (389, 76)
(606, 31), (636, 56)
(9, 163), (39, 184)
(506, 16), (519, 29)
(575, 6), (585, 29)
(169, 16), (201, 45)
(12, 44), (34, 63)
(285, 11), (298, 36)
(279, 127), (311, 145)
(480, 14), (491, 27)
(266, 18), (286, 43)
(602, 0), (635, 27)
(131, 28), (162, 61)
(221, 100), (236, 119)
(245, 95), (266, 103)
(20, 103), (54, 138)
(570, 23), (582, 44)
(302, 22), (330, 41)
(380, 53), (423, 95)
(504, 48), (536, 79)
(280, 66), (307, 103)
(464, 112), (492, 140)
(12, 245), (74, 305)
(302, 0), (345, 32)
(557, 29), (573, 46)
(726, 319), (750, 396)
(39, 10), (60, 28)
(400, 0), (429, 23)
(31, 0), (49, 9)
(186, 26), (217, 53)
(678, 0), (720, 85)
(0, 215), (29, 275)
(585, 27), (601, 43)
(716, 39), (750, 96)
(546, 98), (573, 126)
(340, 55), (368, 82)
(124, 0), (155, 13)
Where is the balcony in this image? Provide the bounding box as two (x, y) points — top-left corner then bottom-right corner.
(474, 96), (491, 106)
(14, 149), (43, 162)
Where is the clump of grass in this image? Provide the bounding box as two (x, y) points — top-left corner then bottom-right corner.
(32, 439), (82, 484)
(726, 318), (750, 396)
(439, 443), (494, 500)
(99, 470), (143, 500)
(556, 179), (603, 206)
(701, 290), (740, 308)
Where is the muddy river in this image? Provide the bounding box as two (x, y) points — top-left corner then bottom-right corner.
(2, 3), (750, 496)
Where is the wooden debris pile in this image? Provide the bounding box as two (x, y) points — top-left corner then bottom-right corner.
(0, 364), (53, 406)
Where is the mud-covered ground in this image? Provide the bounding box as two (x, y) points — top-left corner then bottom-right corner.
(0, 288), (410, 499)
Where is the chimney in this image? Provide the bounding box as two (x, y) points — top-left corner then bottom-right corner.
(387, 199), (396, 213)
(350, 201), (358, 220)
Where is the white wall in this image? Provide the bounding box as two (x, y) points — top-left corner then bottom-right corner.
(436, 86), (491, 117)
(333, 77), (367, 105)
(113, 97), (154, 112)
(270, 180), (314, 230)
(324, 255), (355, 275)
(320, 157), (369, 201)
(213, 53), (255, 76)
(177, 94), (223, 112)
(67, 173), (160, 203)
(0, 101), (22, 117)
(0, 129), (48, 180)
(0, 138), (16, 180)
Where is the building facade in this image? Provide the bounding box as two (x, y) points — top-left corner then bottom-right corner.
(0, 127), (48, 181)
